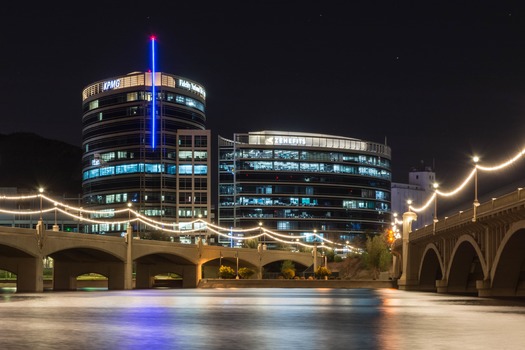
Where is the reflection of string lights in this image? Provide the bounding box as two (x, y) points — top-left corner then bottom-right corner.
(409, 148), (525, 213)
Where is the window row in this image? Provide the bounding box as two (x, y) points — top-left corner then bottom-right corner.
(236, 161), (391, 180)
(220, 149), (390, 168)
(85, 90), (205, 113)
(221, 196), (390, 211)
(83, 163), (208, 180)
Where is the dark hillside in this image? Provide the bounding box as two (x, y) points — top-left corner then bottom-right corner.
(0, 133), (82, 196)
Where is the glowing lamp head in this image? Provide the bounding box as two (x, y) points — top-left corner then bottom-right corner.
(473, 156), (480, 164)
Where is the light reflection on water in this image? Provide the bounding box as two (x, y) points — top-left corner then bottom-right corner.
(2, 288), (525, 350)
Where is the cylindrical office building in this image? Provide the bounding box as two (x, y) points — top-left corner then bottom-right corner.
(218, 131), (392, 246)
(82, 71), (211, 237)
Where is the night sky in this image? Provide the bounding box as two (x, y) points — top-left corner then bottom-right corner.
(2, 1), (525, 210)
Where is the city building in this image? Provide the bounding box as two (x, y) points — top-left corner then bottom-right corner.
(81, 71), (211, 238)
(217, 131), (392, 247)
(391, 163), (436, 231)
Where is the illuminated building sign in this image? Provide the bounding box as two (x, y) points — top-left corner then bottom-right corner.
(178, 79), (206, 99)
(272, 136), (306, 146)
(102, 79), (121, 91)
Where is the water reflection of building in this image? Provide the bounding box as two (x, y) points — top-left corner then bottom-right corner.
(81, 72), (211, 237)
(218, 131), (392, 247)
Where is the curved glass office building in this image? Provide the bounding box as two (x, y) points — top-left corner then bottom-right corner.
(82, 71), (210, 236)
(218, 131), (392, 245)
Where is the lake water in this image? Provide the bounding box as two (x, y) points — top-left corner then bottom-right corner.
(1, 288), (525, 350)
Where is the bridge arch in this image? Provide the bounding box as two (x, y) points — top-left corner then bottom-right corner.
(134, 251), (197, 289)
(490, 220), (525, 296)
(49, 247), (126, 291)
(418, 243), (444, 291)
(446, 235), (487, 294)
(0, 243), (40, 292)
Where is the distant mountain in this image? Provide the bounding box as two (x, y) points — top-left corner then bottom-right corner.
(0, 133), (82, 196)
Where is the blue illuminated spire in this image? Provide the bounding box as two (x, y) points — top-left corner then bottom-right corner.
(150, 36), (157, 149)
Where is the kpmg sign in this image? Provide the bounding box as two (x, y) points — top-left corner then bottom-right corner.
(178, 79), (206, 99)
(102, 79), (121, 91)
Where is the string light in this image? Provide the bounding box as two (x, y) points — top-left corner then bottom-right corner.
(408, 147), (525, 213)
(3, 147), (522, 247)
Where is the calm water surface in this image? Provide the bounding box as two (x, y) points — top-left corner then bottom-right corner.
(1, 288), (525, 350)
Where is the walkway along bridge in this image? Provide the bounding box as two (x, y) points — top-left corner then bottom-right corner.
(392, 187), (525, 297)
(0, 225), (320, 292)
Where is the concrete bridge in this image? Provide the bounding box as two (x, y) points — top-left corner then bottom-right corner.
(392, 187), (525, 297)
(0, 225), (319, 292)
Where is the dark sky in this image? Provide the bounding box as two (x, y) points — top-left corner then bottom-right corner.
(2, 1), (525, 206)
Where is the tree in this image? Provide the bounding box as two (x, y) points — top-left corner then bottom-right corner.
(361, 235), (392, 279)
(238, 267), (255, 279)
(243, 238), (259, 249)
(315, 266), (331, 279)
(281, 260), (296, 279)
(218, 265), (236, 279)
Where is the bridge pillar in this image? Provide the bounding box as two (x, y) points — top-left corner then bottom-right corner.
(196, 261), (202, 285)
(476, 279), (492, 297)
(397, 211), (419, 290)
(436, 279), (448, 293)
(15, 257), (44, 293)
(182, 265), (198, 288)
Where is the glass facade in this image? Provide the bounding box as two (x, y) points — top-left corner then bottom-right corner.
(81, 72), (210, 237)
(218, 131), (392, 246)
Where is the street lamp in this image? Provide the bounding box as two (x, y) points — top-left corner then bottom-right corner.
(127, 202), (132, 221)
(473, 156), (480, 222)
(407, 199), (412, 213)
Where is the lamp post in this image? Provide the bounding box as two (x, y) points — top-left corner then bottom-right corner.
(407, 199), (412, 213)
(313, 229), (318, 274)
(198, 214), (205, 244)
(127, 202), (133, 235)
(257, 243), (263, 279)
(39, 187), (44, 221)
(235, 251), (239, 279)
(259, 221), (266, 250)
(473, 156), (480, 222)
(53, 202), (59, 231)
(433, 182), (439, 233)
